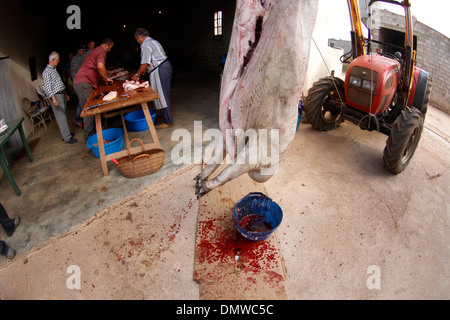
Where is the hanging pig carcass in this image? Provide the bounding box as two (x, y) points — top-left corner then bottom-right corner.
(195, 0), (318, 198)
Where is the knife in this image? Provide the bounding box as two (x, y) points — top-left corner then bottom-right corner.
(85, 97), (129, 111)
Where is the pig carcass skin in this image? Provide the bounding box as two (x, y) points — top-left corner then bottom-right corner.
(195, 0), (318, 198)
(123, 80), (150, 92)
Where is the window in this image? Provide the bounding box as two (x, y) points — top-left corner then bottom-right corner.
(29, 57), (37, 81)
(214, 11), (223, 36)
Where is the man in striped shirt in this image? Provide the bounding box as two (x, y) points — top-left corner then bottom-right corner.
(133, 28), (173, 129)
(42, 52), (77, 144)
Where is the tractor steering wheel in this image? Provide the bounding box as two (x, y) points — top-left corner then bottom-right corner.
(379, 51), (402, 62)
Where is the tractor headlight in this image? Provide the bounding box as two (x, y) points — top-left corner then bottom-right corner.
(362, 79), (377, 91)
(349, 76), (362, 87)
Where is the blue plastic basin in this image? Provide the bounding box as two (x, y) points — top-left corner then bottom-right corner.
(86, 128), (124, 158)
(124, 109), (157, 132)
(232, 192), (283, 241)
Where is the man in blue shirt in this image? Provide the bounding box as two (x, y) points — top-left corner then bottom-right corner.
(71, 44), (87, 127)
(133, 28), (173, 129)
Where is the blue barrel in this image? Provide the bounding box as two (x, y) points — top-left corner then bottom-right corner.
(232, 192), (283, 241)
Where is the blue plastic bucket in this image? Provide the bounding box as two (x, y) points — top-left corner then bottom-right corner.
(124, 109), (157, 132)
(296, 115), (302, 131)
(296, 98), (305, 131)
(86, 128), (124, 158)
(232, 192), (283, 241)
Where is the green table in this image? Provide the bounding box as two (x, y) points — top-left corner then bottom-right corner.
(0, 117), (34, 196)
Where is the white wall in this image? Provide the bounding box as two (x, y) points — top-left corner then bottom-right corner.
(0, 0), (47, 136)
(303, 0), (345, 97)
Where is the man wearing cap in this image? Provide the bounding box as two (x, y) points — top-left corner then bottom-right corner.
(71, 44), (87, 82)
(71, 44), (87, 127)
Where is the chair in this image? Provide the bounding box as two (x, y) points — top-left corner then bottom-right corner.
(21, 97), (53, 134)
(36, 86), (55, 121)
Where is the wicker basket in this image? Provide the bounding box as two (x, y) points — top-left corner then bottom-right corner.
(115, 138), (164, 178)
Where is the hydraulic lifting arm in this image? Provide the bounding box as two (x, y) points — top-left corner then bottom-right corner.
(402, 0), (415, 101)
(347, 0), (365, 58)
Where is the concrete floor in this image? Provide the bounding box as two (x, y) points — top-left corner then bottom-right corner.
(0, 68), (449, 299)
(0, 68), (221, 254)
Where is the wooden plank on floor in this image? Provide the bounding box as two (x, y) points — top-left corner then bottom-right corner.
(194, 169), (287, 300)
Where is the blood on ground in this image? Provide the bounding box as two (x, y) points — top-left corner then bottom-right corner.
(196, 214), (279, 273)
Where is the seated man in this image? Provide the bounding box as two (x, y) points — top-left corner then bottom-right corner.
(0, 202), (20, 259)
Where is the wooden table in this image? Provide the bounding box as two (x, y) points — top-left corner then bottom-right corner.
(0, 117), (34, 196)
(80, 81), (162, 176)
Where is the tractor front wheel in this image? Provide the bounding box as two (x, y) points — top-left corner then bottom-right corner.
(305, 77), (345, 131)
(383, 107), (424, 174)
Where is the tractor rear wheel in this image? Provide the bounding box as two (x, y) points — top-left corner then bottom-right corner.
(383, 107), (424, 174)
(305, 77), (345, 131)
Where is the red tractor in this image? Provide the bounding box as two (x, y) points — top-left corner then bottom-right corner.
(305, 0), (431, 173)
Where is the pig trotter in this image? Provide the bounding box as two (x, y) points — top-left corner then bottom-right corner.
(195, 181), (211, 199)
(194, 143), (226, 197)
(195, 143), (261, 199)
